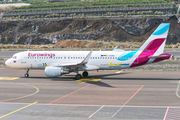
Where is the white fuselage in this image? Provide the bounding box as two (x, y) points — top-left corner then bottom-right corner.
(5, 51), (138, 70)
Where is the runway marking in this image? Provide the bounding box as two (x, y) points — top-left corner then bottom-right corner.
(0, 77), (19, 80)
(116, 71), (123, 73)
(176, 80), (180, 98)
(0, 83), (39, 102)
(49, 85), (89, 104)
(76, 78), (101, 84)
(163, 107), (169, 120)
(0, 101), (38, 119)
(112, 85), (144, 118)
(89, 105), (104, 118)
(171, 81), (179, 83)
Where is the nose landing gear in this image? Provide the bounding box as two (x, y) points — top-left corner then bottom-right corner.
(24, 69), (29, 78)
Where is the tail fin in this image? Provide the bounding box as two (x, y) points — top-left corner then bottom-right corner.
(139, 23), (170, 54)
(130, 23), (170, 67)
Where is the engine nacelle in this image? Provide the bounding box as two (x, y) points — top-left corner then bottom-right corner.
(45, 66), (69, 77)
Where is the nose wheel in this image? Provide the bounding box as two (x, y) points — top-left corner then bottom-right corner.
(24, 74), (29, 78)
(24, 69), (29, 78)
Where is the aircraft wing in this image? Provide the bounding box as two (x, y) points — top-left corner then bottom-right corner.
(51, 51), (93, 67)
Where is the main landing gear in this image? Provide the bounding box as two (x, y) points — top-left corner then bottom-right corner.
(75, 74), (82, 80)
(74, 71), (89, 80)
(82, 71), (88, 77)
(24, 69), (29, 78)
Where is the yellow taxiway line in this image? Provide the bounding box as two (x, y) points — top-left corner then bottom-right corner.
(176, 80), (180, 98)
(116, 71), (123, 73)
(0, 101), (38, 119)
(0, 77), (19, 80)
(0, 83), (39, 102)
(76, 78), (101, 84)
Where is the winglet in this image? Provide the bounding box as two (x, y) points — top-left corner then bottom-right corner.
(79, 51), (93, 65)
(113, 46), (118, 51)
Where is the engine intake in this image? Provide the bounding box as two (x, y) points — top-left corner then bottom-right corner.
(45, 66), (69, 77)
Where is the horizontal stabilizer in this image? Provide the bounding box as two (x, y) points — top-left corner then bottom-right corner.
(149, 55), (169, 58)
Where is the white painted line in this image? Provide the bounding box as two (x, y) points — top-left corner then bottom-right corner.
(111, 106), (124, 118)
(89, 105), (104, 118)
(112, 85), (144, 118)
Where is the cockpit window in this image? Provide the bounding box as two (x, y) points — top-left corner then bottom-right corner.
(12, 56), (17, 59)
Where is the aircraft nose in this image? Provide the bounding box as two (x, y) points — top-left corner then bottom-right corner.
(5, 59), (10, 66)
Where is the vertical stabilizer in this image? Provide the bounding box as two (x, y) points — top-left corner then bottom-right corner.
(139, 23), (170, 54)
(130, 23), (170, 67)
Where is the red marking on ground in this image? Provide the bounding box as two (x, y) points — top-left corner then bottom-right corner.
(49, 85), (89, 104)
(49, 85), (143, 105)
(163, 107), (169, 120)
(122, 85), (144, 106)
(164, 107), (180, 120)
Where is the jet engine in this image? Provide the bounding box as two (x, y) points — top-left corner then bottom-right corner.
(45, 66), (69, 77)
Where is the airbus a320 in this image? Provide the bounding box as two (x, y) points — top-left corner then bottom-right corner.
(5, 23), (173, 80)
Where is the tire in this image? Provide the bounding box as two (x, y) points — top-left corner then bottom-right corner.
(75, 74), (82, 80)
(82, 71), (88, 77)
(24, 74), (29, 78)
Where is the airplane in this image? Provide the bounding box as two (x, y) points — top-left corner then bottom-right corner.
(5, 23), (173, 80)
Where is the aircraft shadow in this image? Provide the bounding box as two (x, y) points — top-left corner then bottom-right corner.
(86, 81), (114, 88)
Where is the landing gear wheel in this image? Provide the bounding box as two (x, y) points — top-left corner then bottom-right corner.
(24, 74), (29, 78)
(24, 69), (29, 78)
(75, 74), (82, 80)
(82, 71), (88, 77)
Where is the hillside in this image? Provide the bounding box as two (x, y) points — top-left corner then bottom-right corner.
(0, 15), (180, 47)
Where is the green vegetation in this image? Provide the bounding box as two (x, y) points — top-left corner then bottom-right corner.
(14, 0), (168, 9)
(6, 3), (171, 13)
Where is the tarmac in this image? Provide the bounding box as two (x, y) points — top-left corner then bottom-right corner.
(0, 68), (180, 120)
